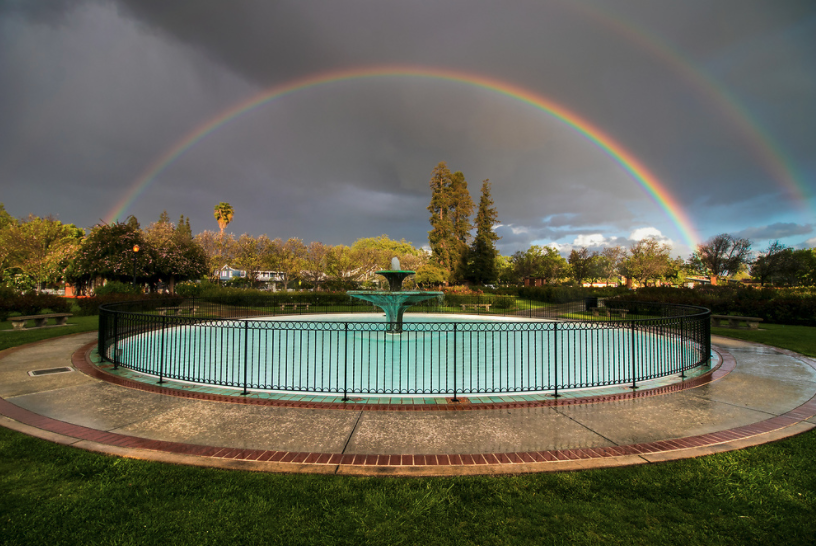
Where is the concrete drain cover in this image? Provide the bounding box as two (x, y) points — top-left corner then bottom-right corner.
(28, 367), (74, 377)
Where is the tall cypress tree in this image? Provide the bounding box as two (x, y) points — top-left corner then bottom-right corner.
(466, 180), (500, 284)
(427, 162), (474, 282)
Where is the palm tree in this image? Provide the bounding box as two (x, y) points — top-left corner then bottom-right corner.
(213, 202), (234, 237)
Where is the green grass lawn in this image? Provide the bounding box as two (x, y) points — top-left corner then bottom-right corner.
(0, 315), (98, 353)
(712, 323), (816, 357)
(1, 322), (815, 545)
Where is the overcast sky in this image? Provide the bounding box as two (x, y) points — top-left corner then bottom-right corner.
(2, 0), (814, 258)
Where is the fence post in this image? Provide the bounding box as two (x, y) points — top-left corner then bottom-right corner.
(158, 314), (166, 384)
(630, 321), (637, 390)
(452, 323), (458, 402)
(679, 316), (686, 378)
(242, 320), (250, 395)
(552, 322), (560, 398)
(342, 323), (349, 401)
(112, 312), (119, 370)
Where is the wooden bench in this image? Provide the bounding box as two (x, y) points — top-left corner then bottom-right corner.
(156, 306), (198, 316)
(711, 315), (763, 330)
(460, 303), (491, 312)
(590, 307), (628, 319)
(9, 313), (73, 330)
(280, 303), (310, 311)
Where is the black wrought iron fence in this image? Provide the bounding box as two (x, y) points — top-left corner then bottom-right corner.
(98, 296), (711, 398)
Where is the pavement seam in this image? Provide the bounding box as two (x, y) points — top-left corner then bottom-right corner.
(335, 410), (364, 475)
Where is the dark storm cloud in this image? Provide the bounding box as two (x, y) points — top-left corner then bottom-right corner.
(735, 223), (815, 241)
(2, 0), (814, 254)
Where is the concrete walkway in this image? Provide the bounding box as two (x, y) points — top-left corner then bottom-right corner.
(1, 332), (815, 476)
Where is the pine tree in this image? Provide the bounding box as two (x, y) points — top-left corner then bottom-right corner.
(426, 162), (474, 282)
(159, 210), (170, 224)
(466, 180), (500, 284)
(177, 215), (192, 239)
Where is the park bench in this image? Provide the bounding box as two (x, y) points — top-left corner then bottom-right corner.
(590, 307), (628, 319)
(711, 315), (763, 330)
(460, 303), (491, 312)
(8, 313), (73, 330)
(156, 306), (198, 316)
(280, 303), (310, 312)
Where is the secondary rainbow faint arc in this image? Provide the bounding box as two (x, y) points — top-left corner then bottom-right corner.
(105, 65), (702, 247)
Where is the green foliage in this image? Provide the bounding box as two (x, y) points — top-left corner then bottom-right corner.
(510, 245), (570, 285)
(427, 161), (474, 281)
(93, 281), (143, 295)
(72, 294), (184, 316)
(464, 180), (500, 285)
(518, 285), (628, 303)
(610, 286), (816, 326)
(690, 233), (752, 282)
(0, 293), (71, 321)
(175, 281), (203, 297)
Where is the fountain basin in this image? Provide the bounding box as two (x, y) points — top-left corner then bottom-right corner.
(346, 290), (442, 333)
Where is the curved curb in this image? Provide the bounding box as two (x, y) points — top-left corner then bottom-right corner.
(0, 336), (814, 475)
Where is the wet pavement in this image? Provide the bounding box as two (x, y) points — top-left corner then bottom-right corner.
(1, 332), (814, 476)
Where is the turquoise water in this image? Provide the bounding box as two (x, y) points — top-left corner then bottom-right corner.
(116, 314), (697, 396)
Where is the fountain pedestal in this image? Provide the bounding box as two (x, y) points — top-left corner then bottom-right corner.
(348, 260), (442, 333)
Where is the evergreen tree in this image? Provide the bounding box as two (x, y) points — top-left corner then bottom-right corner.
(159, 210), (170, 224)
(426, 161), (474, 282)
(177, 215), (192, 239)
(465, 180), (500, 284)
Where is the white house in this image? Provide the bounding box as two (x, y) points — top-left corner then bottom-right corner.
(216, 265), (285, 288)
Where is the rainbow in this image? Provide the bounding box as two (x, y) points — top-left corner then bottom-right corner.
(105, 65), (702, 247)
(559, 0), (812, 210)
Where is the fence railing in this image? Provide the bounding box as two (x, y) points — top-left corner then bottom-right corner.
(98, 296), (711, 399)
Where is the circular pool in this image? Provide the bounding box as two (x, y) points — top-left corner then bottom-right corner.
(99, 300), (711, 398)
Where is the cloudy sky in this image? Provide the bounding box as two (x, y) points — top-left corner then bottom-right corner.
(2, 0), (814, 258)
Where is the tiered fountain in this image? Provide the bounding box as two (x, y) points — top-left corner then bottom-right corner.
(347, 257), (443, 333)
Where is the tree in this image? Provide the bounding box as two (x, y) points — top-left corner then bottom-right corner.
(194, 230), (236, 282)
(273, 238), (308, 290)
(0, 204), (18, 285)
(568, 248), (604, 286)
(620, 237), (673, 286)
(511, 245), (569, 284)
(302, 241), (329, 291)
(427, 162), (474, 282)
(464, 180), (500, 285)
(177, 215), (192, 239)
(144, 220), (208, 292)
(4, 215), (83, 291)
(232, 234), (272, 287)
(213, 202), (235, 237)
(750, 241), (791, 287)
(68, 222), (147, 293)
(599, 246), (626, 286)
(690, 233), (752, 285)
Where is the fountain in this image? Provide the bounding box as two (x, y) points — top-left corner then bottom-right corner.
(347, 257), (443, 333)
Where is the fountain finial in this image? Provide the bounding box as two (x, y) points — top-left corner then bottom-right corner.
(390, 256), (401, 271)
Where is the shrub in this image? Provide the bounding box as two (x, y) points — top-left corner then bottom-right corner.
(94, 281), (142, 295)
(0, 293), (72, 321)
(175, 281), (203, 297)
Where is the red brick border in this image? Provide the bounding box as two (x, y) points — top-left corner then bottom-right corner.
(1, 339), (813, 474)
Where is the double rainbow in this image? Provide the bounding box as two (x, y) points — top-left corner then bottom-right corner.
(105, 65), (701, 247)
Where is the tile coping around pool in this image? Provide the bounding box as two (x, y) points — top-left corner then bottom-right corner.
(76, 342), (729, 410)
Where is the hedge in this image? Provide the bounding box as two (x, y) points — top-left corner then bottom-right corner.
(608, 287), (816, 326)
(0, 293), (72, 321)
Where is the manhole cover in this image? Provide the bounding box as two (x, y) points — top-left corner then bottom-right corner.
(28, 367), (74, 377)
